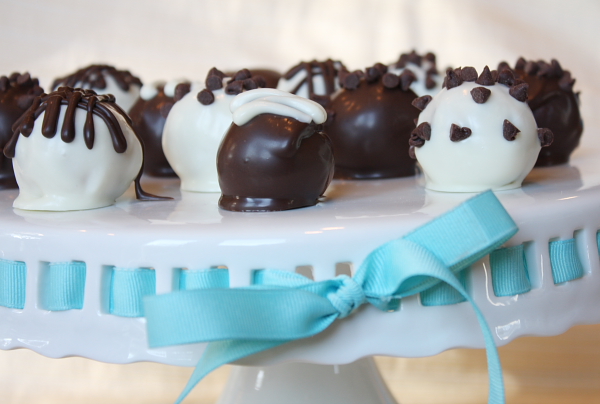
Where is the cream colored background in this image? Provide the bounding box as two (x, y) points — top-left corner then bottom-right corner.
(1, 0), (599, 403)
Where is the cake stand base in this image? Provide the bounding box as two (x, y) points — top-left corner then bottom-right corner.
(216, 357), (398, 404)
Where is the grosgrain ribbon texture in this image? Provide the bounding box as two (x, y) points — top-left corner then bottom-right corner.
(144, 190), (517, 404)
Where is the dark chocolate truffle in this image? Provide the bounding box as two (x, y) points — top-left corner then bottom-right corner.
(218, 89), (332, 212)
(129, 82), (181, 177)
(510, 58), (583, 166)
(0, 72), (44, 189)
(325, 64), (420, 179)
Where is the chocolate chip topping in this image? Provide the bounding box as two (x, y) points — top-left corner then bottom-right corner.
(503, 119), (520, 141)
(205, 74), (224, 91)
(173, 82), (191, 102)
(497, 69), (518, 87)
(399, 69), (416, 90)
(382, 73), (400, 89)
(444, 68), (463, 90)
(409, 130), (425, 147)
(450, 124), (472, 142)
(470, 86), (491, 104)
(558, 71), (575, 91)
(515, 57), (527, 71)
(476, 66), (495, 86)
(412, 95), (432, 111)
(461, 67), (478, 82)
(197, 89), (215, 105)
(52, 65), (142, 92)
(537, 128), (554, 147)
(208, 67), (226, 79)
(340, 70), (362, 90)
(365, 63), (388, 83)
(415, 122), (431, 141)
(509, 82), (529, 102)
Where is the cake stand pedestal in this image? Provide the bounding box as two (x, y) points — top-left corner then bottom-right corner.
(217, 358), (397, 404)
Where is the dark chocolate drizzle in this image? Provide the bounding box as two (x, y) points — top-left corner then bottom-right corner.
(283, 59), (346, 108)
(4, 87), (170, 202)
(0, 72), (44, 189)
(52, 65), (142, 92)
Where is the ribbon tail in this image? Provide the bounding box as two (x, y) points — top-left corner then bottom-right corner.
(174, 339), (289, 404)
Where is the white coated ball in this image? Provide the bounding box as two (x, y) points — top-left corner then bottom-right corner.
(13, 105), (143, 211)
(162, 82), (233, 193)
(415, 81), (541, 192)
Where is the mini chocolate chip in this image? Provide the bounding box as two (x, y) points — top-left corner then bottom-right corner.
(0, 76), (8, 92)
(374, 62), (388, 74)
(471, 86), (491, 104)
(424, 52), (436, 64)
(232, 69), (251, 81)
(8, 72), (18, 82)
(173, 82), (191, 102)
(409, 130), (425, 147)
(445, 68), (463, 90)
(343, 72), (361, 90)
(497, 61), (510, 72)
(365, 66), (382, 82)
(425, 75), (436, 89)
(416, 122), (431, 140)
(524, 61), (539, 76)
(461, 67), (478, 82)
(537, 61), (553, 77)
(382, 73), (400, 88)
(509, 83), (529, 102)
(503, 119), (519, 141)
(497, 69), (516, 87)
(558, 71), (575, 92)
(515, 57), (526, 70)
(537, 128), (554, 147)
(243, 78), (258, 90)
(16, 72), (31, 86)
(225, 80), (244, 95)
(253, 75), (267, 88)
(411, 95), (432, 111)
(160, 101), (174, 118)
(399, 69), (416, 91)
(406, 51), (422, 66)
(207, 67), (226, 79)
(476, 66), (495, 86)
(408, 145), (417, 159)
(197, 89), (215, 105)
(395, 54), (408, 68)
(450, 124), (472, 142)
(491, 70), (499, 82)
(550, 59), (563, 77)
(205, 74), (223, 91)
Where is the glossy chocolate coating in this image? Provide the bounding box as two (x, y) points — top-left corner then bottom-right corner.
(515, 63), (583, 166)
(326, 79), (419, 179)
(129, 86), (176, 177)
(0, 73), (43, 189)
(217, 113), (334, 212)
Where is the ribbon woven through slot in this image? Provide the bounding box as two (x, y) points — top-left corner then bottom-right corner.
(143, 190), (518, 404)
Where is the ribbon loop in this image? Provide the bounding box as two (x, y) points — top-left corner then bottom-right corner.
(327, 275), (366, 318)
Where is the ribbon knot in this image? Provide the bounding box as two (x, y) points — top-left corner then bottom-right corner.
(327, 275), (366, 318)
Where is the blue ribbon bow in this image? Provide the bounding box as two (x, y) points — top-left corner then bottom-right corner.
(144, 190), (517, 404)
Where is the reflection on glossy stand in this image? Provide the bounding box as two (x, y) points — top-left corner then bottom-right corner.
(217, 357), (397, 404)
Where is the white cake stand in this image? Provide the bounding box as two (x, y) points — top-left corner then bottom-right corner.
(1, 120), (599, 403)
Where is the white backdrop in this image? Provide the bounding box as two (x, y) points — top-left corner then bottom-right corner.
(1, 0), (598, 93)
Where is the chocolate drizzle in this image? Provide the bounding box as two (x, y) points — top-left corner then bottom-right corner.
(52, 65), (142, 92)
(0, 72), (44, 189)
(4, 87), (169, 202)
(282, 59), (346, 107)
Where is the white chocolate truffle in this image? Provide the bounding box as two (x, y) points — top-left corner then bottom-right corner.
(53, 65), (142, 112)
(388, 51), (442, 97)
(412, 67), (551, 192)
(162, 69), (266, 193)
(5, 88), (143, 211)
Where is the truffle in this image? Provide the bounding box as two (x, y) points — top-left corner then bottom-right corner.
(0, 72), (44, 189)
(387, 50), (442, 96)
(413, 66), (553, 192)
(4, 87), (167, 211)
(277, 59), (346, 108)
(162, 68), (266, 192)
(129, 79), (190, 177)
(218, 88), (332, 212)
(507, 58), (583, 166)
(52, 64), (142, 112)
(325, 63), (420, 179)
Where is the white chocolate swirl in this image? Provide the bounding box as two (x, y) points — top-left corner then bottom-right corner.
(230, 88), (327, 126)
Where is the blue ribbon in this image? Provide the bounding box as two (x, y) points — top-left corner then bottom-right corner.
(144, 190), (517, 404)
